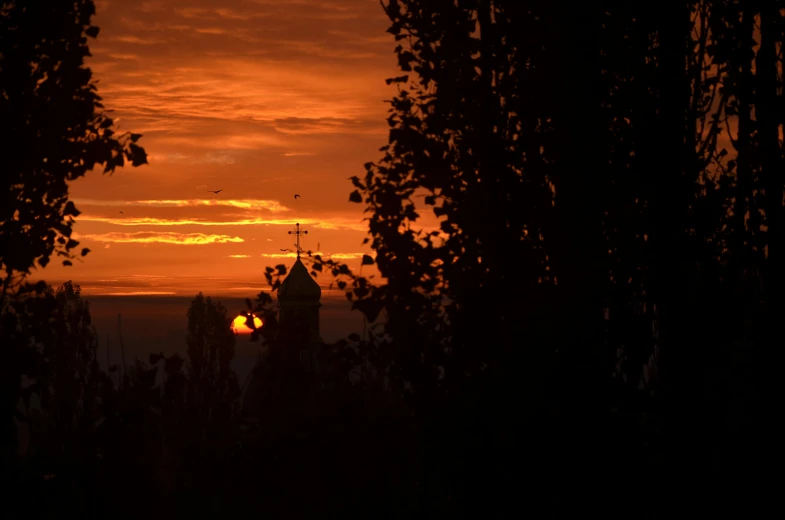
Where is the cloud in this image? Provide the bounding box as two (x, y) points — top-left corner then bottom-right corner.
(106, 53), (143, 60)
(94, 291), (177, 296)
(90, 55), (389, 124)
(176, 7), (271, 20)
(113, 35), (169, 45)
(229, 254), (251, 258)
(78, 232), (244, 245)
(273, 117), (366, 135)
(202, 153), (236, 164)
(275, 39), (376, 59)
(74, 198), (290, 212)
(261, 252), (363, 259)
(77, 214), (368, 231)
(147, 152), (191, 163)
(194, 27), (227, 35)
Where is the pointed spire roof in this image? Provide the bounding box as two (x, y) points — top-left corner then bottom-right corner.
(277, 257), (321, 303)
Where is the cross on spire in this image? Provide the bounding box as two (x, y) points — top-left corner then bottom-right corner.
(288, 222), (308, 257)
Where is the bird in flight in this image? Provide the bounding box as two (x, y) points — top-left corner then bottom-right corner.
(118, 211), (124, 215)
(207, 189), (223, 194)
(294, 194), (300, 199)
(280, 248), (290, 252)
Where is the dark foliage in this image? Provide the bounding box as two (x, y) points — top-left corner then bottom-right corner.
(0, 0), (147, 296)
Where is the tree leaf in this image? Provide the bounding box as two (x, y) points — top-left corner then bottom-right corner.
(63, 201), (81, 217)
(81, 248), (91, 257)
(85, 26), (100, 38)
(349, 190), (363, 203)
(129, 143), (148, 166)
(362, 254), (374, 265)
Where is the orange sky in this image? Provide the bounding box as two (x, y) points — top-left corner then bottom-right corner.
(34, 0), (398, 297)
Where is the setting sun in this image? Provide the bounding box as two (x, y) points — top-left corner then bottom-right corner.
(233, 314), (262, 334)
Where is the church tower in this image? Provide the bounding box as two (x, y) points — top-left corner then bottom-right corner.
(278, 259), (322, 339)
(277, 223), (322, 371)
(277, 224), (321, 344)
(239, 223), (323, 423)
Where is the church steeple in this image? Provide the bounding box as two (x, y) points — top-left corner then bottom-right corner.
(239, 223), (324, 422)
(277, 223), (322, 346)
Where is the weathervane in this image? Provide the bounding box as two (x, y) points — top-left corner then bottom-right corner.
(288, 223), (308, 257)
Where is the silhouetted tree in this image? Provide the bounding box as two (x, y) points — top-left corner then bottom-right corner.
(185, 293), (239, 417)
(0, 0), (147, 297)
(256, 1), (785, 516)
(0, 281), (114, 515)
(182, 292), (240, 492)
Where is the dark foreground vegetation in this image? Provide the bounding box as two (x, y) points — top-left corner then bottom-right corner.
(2, 0), (782, 517)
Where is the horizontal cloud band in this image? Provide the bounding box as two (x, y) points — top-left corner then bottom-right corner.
(74, 198), (290, 212)
(261, 252), (363, 259)
(78, 215), (368, 231)
(78, 231), (244, 245)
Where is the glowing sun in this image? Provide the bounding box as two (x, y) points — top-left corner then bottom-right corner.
(232, 314), (262, 333)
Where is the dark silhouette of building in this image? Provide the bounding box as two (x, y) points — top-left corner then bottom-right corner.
(278, 255), (323, 369)
(240, 248), (324, 422)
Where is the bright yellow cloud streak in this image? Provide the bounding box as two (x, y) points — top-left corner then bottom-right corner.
(74, 199), (290, 212)
(78, 215), (368, 231)
(79, 232), (244, 245)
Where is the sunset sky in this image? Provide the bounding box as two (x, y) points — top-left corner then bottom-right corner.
(36, 0), (398, 297)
